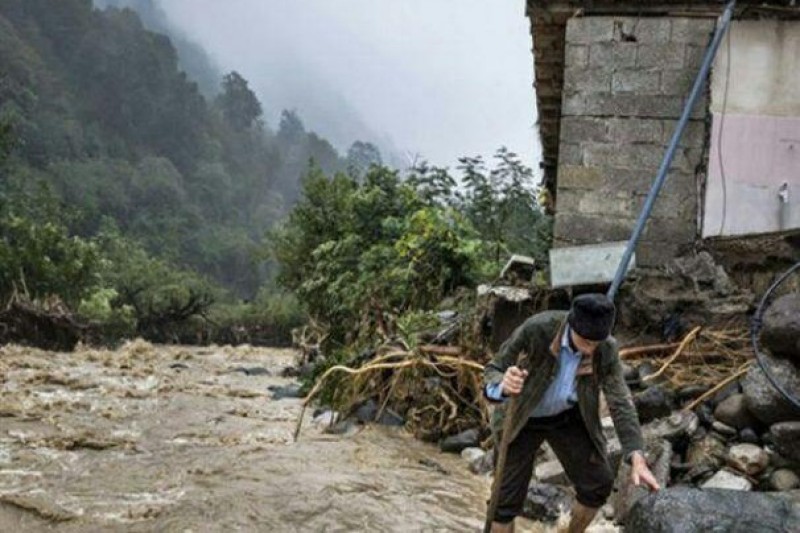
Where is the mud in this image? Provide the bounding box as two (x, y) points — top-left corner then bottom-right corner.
(0, 341), (618, 532)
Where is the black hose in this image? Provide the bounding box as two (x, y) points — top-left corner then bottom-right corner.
(750, 260), (800, 410)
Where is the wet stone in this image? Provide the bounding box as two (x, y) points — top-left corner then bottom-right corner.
(770, 469), (800, 491)
(701, 469), (753, 491)
(727, 443), (770, 476)
(440, 428), (480, 454)
(627, 487), (800, 531)
(712, 421), (737, 437)
(268, 383), (303, 400)
(714, 393), (759, 430)
(634, 385), (674, 424)
(739, 428), (760, 445)
(522, 482), (572, 523)
(770, 421), (800, 463)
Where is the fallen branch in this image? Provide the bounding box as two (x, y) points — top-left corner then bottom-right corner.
(643, 326), (702, 383)
(620, 343), (679, 360)
(682, 363), (751, 412)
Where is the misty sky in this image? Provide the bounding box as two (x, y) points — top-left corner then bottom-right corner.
(158, 0), (540, 173)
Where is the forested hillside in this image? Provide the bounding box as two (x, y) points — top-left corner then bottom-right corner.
(0, 0), (351, 298)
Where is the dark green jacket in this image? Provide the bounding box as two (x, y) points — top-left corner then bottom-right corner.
(483, 310), (644, 458)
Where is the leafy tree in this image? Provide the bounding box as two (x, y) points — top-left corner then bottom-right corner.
(217, 71), (263, 131)
(346, 140), (382, 178)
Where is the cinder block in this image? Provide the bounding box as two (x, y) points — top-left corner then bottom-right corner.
(557, 165), (604, 189)
(608, 118), (663, 144)
(671, 19), (715, 44)
(554, 212), (635, 243)
(562, 93), (586, 116)
(589, 43), (637, 68)
(566, 17), (615, 44)
(584, 143), (665, 170)
(661, 69), (696, 96)
(631, 19), (672, 44)
(661, 120), (707, 148)
(637, 43), (686, 70)
(559, 143), (583, 165)
(612, 70), (661, 94)
(560, 117), (610, 143)
(565, 44), (589, 68)
(564, 67), (612, 93)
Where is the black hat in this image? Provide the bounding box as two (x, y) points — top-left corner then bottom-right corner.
(568, 293), (616, 341)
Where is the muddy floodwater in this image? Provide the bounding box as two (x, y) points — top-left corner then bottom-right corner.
(0, 341), (613, 532)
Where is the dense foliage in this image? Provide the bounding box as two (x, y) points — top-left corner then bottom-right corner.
(271, 148), (550, 349)
(0, 0), (366, 299)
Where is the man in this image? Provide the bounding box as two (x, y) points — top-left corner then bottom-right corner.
(483, 293), (659, 533)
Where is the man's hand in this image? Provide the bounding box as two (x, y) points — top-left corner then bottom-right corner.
(501, 366), (528, 396)
(630, 451), (661, 491)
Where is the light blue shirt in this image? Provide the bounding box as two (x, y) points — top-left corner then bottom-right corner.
(486, 325), (580, 417)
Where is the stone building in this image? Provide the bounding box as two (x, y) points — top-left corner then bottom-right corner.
(526, 1), (800, 271)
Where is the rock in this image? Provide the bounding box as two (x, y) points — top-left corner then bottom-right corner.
(521, 482), (573, 523)
(460, 447), (485, 464)
(742, 357), (800, 425)
(715, 394), (759, 430)
(686, 434), (727, 471)
(418, 458), (449, 475)
(353, 400), (379, 423)
(670, 251), (735, 295)
(268, 383), (303, 399)
(696, 403), (714, 427)
(627, 487), (800, 531)
(324, 419), (359, 436)
(771, 421), (800, 463)
(440, 428), (480, 453)
(637, 361), (662, 385)
(169, 362), (189, 370)
(677, 384), (709, 403)
(739, 427), (760, 445)
(312, 410), (339, 427)
(727, 443), (770, 476)
(770, 469), (800, 491)
(712, 421), (738, 437)
(606, 436), (623, 471)
(761, 293), (800, 362)
(710, 380), (742, 407)
(375, 408), (404, 427)
(701, 469), (753, 490)
(634, 386), (675, 424)
(642, 410), (699, 444)
(622, 362), (639, 387)
(535, 459), (568, 486)
(613, 439), (672, 523)
(244, 366), (270, 376)
(469, 449), (494, 475)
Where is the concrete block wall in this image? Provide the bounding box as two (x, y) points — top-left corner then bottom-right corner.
(553, 16), (715, 266)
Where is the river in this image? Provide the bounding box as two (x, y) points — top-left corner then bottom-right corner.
(0, 341), (614, 532)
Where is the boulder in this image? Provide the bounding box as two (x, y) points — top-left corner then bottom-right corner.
(460, 447), (485, 464)
(739, 428), (760, 445)
(268, 383), (303, 400)
(535, 459), (568, 486)
(727, 444), (770, 476)
(771, 421), (800, 463)
(686, 434), (726, 471)
(521, 482), (572, 523)
(626, 487), (800, 532)
(440, 428), (480, 453)
(613, 439), (672, 523)
(742, 357), (800, 426)
(714, 394), (759, 430)
(761, 293), (800, 363)
(701, 469), (753, 491)
(469, 449), (494, 476)
(642, 410), (699, 445)
(771, 469), (800, 491)
(634, 386), (674, 424)
(711, 421), (737, 437)
(353, 400), (404, 426)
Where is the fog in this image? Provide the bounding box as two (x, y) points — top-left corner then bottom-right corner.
(147, 1), (541, 172)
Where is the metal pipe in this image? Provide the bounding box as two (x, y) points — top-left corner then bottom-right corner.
(607, 0), (738, 301)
